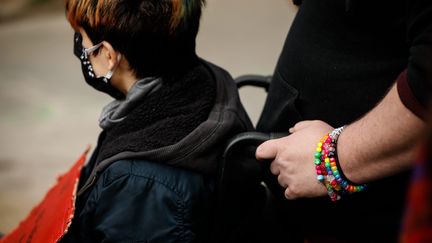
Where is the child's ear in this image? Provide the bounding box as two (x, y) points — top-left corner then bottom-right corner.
(102, 41), (121, 70)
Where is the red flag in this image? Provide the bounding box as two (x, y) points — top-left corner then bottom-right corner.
(0, 148), (88, 243)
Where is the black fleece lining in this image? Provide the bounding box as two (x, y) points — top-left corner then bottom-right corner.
(96, 63), (216, 164)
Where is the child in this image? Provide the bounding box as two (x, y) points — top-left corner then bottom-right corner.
(60, 0), (252, 242)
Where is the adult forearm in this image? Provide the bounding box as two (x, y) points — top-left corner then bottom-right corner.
(337, 83), (426, 184)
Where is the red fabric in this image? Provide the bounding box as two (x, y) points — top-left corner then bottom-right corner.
(397, 69), (428, 120)
(0, 149), (88, 243)
(401, 141), (432, 242)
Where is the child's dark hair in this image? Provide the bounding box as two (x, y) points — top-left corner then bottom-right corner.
(66, 0), (205, 78)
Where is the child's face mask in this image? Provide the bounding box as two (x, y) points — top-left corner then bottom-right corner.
(73, 32), (125, 100)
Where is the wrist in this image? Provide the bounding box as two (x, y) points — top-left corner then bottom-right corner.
(337, 124), (367, 184)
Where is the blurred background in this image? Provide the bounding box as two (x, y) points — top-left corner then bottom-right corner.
(0, 0), (297, 233)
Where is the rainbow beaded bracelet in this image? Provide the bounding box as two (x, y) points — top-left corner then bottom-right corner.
(315, 126), (367, 201)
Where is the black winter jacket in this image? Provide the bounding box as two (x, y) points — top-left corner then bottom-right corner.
(61, 60), (253, 243)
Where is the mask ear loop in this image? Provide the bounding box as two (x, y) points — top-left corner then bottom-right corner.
(102, 54), (122, 83)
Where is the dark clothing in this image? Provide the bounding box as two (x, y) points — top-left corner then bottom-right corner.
(259, 0), (409, 131)
(69, 159), (215, 243)
(258, 0), (432, 242)
(61, 60), (253, 243)
(402, 0), (432, 114)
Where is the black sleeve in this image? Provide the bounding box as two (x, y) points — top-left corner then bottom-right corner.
(403, 0), (432, 115)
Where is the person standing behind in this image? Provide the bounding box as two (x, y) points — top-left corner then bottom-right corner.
(256, 0), (431, 242)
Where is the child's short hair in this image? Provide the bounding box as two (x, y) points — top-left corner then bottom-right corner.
(66, 0), (205, 78)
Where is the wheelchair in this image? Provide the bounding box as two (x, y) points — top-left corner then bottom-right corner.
(210, 75), (290, 243)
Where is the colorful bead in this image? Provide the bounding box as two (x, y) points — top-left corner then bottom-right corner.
(314, 126), (367, 202)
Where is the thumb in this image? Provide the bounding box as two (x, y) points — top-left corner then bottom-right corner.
(256, 140), (279, 161)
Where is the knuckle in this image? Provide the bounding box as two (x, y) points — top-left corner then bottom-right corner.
(311, 120), (320, 125)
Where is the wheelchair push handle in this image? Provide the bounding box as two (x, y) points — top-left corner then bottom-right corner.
(222, 132), (288, 160)
(218, 132), (289, 191)
(234, 75), (272, 90)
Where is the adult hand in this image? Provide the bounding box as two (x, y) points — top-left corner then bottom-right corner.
(256, 120), (334, 199)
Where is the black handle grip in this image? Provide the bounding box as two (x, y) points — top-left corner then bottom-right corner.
(218, 132), (289, 197)
(234, 75), (272, 91)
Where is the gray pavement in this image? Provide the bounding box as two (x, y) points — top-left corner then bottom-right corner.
(0, 0), (297, 232)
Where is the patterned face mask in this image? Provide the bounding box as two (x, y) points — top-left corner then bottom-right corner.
(73, 32), (125, 100)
